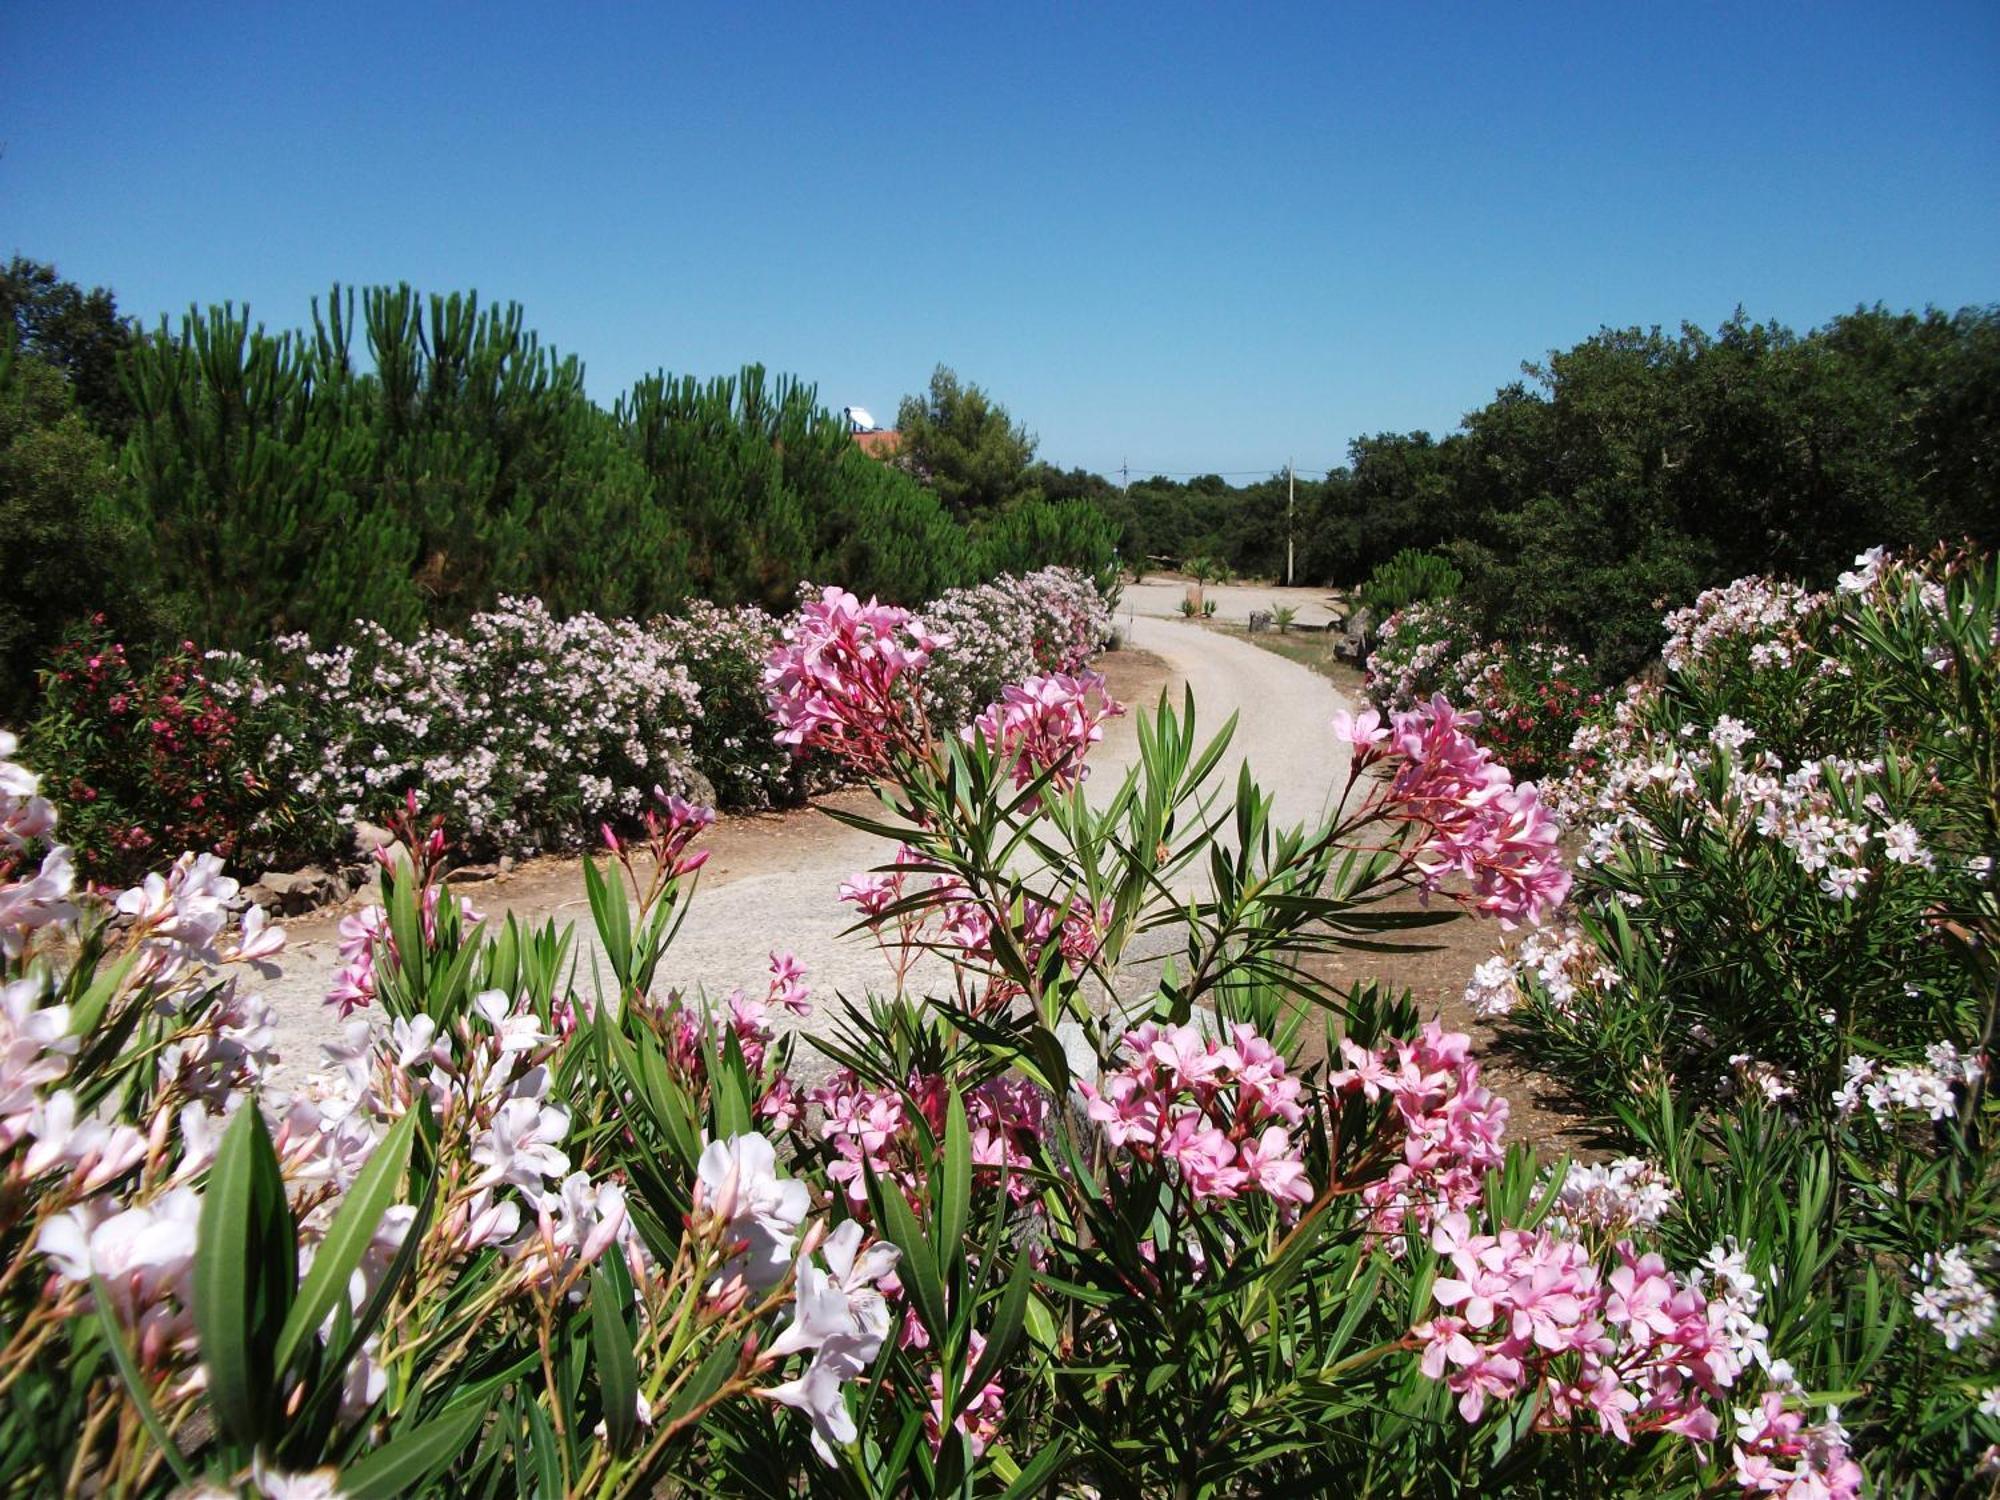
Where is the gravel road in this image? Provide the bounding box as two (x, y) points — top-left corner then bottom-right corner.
(261, 613), (1353, 1086)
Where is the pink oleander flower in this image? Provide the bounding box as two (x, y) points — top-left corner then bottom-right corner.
(1079, 1020), (1312, 1208)
(965, 670), (1124, 803)
(1349, 695), (1572, 928)
(1731, 1392), (1863, 1500)
(812, 1068), (1048, 1211)
(1327, 1022), (1508, 1242)
(764, 586), (947, 774)
(1413, 1211), (1743, 1446)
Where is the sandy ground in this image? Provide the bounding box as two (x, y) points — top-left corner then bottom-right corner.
(1116, 577), (1347, 631)
(262, 614), (1357, 1087)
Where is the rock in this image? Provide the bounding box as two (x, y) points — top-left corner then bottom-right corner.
(680, 768), (718, 809)
(348, 820), (396, 857)
(449, 862), (501, 884)
(498, 855), (516, 875)
(246, 864), (347, 915)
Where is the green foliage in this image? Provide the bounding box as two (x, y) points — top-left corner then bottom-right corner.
(974, 496), (1119, 592)
(1488, 549), (2000, 1487)
(29, 617), (332, 881)
(0, 255), (140, 440)
(0, 348), (160, 719)
(103, 284), (1110, 661)
(1311, 306), (2000, 680)
(1359, 547), (1463, 618)
(893, 364), (1039, 515)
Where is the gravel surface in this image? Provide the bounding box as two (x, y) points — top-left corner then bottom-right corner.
(1116, 578), (1346, 631)
(260, 616), (1356, 1088)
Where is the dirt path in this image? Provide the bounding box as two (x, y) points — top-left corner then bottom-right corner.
(262, 615), (1356, 1085)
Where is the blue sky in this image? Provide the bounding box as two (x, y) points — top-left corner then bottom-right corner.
(5, 2), (1996, 477)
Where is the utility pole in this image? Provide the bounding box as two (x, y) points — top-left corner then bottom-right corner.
(1285, 458), (1295, 587)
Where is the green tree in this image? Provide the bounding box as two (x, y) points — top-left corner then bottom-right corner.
(893, 365), (1038, 515)
(0, 348), (159, 716)
(0, 257), (140, 441)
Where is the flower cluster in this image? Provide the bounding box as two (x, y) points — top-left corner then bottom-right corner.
(1339, 697), (1571, 928)
(764, 586), (951, 775)
(915, 567), (1115, 731)
(1328, 1022), (1509, 1240)
(1462, 921), (1622, 1022)
(1730, 1390), (1864, 1500)
(1833, 1044), (1984, 1124)
(1367, 601), (1602, 783)
(30, 622), (319, 882)
(1080, 1021), (1312, 1206)
(254, 596), (705, 855)
(1910, 1243), (1997, 1351)
(812, 1068), (1050, 1210)
(1539, 1157), (1678, 1237)
(1413, 1213), (1740, 1441)
(1660, 575), (1830, 675)
(966, 669), (1124, 802)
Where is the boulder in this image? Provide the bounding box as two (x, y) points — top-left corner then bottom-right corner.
(349, 819), (396, 857)
(679, 767), (718, 810)
(245, 864), (348, 915)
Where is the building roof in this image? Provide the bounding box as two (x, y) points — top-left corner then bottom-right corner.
(852, 428), (903, 458)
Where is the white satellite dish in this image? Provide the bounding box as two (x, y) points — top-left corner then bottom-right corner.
(844, 406), (877, 433)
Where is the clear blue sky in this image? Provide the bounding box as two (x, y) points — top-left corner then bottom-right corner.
(6, 2), (1996, 478)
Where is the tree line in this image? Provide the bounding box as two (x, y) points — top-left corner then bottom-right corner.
(1065, 306), (1997, 680)
(0, 261), (1117, 716)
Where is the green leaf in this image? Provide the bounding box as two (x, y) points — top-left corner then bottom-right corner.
(936, 1086), (972, 1268)
(996, 1436), (1072, 1498)
(582, 857), (632, 990)
(275, 1101), (422, 1376)
(68, 948), (140, 1037)
(340, 1394), (491, 1499)
(89, 1276), (195, 1485)
(194, 1102), (296, 1450)
(590, 1264), (640, 1454)
(871, 1170), (947, 1344)
(523, 1392), (564, 1497)
(663, 1337), (742, 1423)
(960, 1254), (1033, 1414)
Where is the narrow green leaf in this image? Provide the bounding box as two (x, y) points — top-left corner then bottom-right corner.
(276, 1102), (422, 1375)
(872, 1172), (947, 1344)
(936, 1087), (972, 1270)
(590, 1264), (640, 1454)
(960, 1254), (1033, 1413)
(523, 1392), (564, 1497)
(194, 1102), (296, 1449)
(663, 1336), (742, 1423)
(340, 1394), (490, 1499)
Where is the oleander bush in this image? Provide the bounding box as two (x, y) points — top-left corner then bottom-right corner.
(1366, 599), (1603, 783)
(31, 568), (1116, 881)
(1468, 545), (2000, 1493)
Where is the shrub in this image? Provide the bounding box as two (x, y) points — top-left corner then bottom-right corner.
(249, 597), (703, 858)
(29, 618), (331, 883)
(1359, 546), (1463, 619)
(914, 566), (1115, 732)
(667, 599), (834, 810)
(1366, 600), (1601, 782)
(10, 571), (1970, 1489)
(1470, 546), (2000, 1489)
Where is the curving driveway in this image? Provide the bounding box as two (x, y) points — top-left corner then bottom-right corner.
(260, 617), (1353, 1083)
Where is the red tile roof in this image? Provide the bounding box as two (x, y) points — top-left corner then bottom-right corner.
(853, 428), (903, 458)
